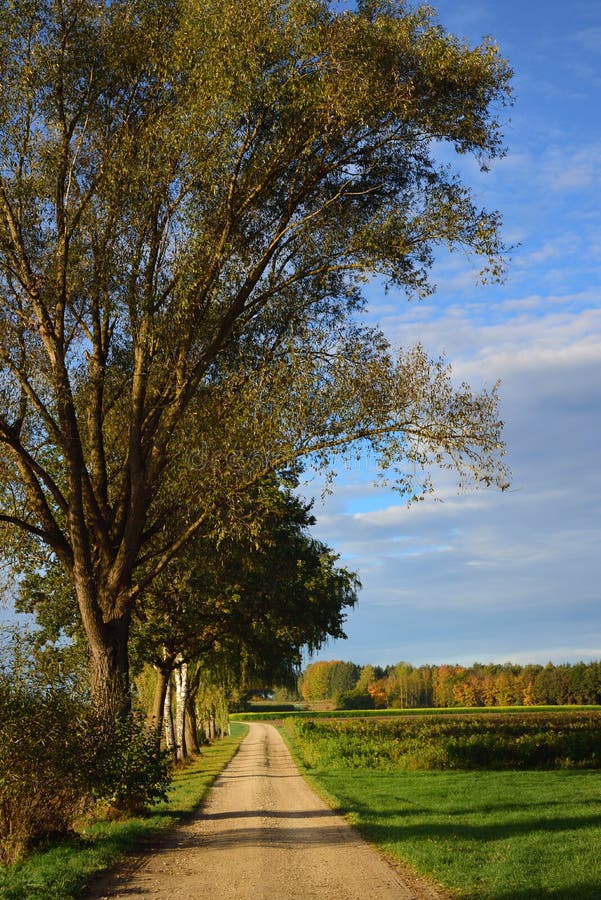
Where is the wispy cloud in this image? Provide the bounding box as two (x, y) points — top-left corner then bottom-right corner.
(304, 272), (601, 666)
(539, 145), (601, 192)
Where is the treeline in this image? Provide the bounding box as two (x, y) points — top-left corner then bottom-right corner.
(300, 659), (601, 709)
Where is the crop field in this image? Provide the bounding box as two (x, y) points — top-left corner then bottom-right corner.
(283, 711), (601, 770)
(282, 712), (601, 898)
(231, 704), (601, 722)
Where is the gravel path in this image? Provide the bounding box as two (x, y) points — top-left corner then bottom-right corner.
(86, 722), (450, 899)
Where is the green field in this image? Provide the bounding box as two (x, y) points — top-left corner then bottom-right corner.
(282, 713), (601, 898)
(284, 711), (601, 770)
(306, 768), (601, 898)
(231, 704), (601, 722)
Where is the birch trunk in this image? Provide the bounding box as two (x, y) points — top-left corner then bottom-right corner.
(163, 673), (175, 756)
(174, 657), (188, 762)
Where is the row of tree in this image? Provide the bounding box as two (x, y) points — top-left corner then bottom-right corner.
(300, 659), (601, 708)
(16, 479), (360, 760)
(1, 0), (513, 741)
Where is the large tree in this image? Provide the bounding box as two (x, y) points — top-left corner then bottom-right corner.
(0, 0), (511, 716)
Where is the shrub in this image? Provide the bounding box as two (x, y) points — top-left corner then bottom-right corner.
(81, 709), (171, 814)
(0, 676), (171, 865)
(335, 690), (375, 710)
(0, 678), (90, 865)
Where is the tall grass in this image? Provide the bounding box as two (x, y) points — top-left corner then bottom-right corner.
(283, 712), (601, 770)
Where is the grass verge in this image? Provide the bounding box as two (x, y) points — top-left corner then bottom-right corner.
(281, 725), (601, 898)
(0, 723), (247, 900)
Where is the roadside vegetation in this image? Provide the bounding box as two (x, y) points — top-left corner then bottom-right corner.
(281, 712), (601, 898)
(0, 675), (170, 867)
(0, 723), (247, 900)
(0, 622), (253, 887)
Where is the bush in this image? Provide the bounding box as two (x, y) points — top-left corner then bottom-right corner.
(81, 709), (171, 814)
(335, 690), (375, 710)
(0, 676), (171, 865)
(0, 678), (90, 865)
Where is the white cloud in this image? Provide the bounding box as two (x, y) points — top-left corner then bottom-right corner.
(302, 276), (601, 667)
(539, 146), (601, 192)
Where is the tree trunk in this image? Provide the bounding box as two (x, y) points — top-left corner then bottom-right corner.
(163, 674), (176, 756)
(149, 662), (172, 743)
(84, 607), (132, 719)
(185, 694), (201, 754)
(185, 665), (201, 754)
(207, 711), (215, 741)
(174, 658), (188, 762)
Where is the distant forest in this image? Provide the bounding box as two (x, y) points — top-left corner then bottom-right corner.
(299, 659), (601, 709)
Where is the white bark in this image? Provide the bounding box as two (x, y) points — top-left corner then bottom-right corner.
(174, 655), (188, 762)
(163, 672), (175, 752)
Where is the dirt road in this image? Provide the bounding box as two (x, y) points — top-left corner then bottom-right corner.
(86, 722), (449, 899)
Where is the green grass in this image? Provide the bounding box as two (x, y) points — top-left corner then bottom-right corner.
(231, 704), (601, 722)
(280, 721), (601, 898)
(0, 723), (247, 900)
(304, 768), (601, 899)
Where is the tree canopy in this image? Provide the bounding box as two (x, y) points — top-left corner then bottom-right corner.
(131, 480), (360, 684)
(0, 0), (512, 716)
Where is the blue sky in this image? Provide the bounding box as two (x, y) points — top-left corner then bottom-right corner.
(300, 0), (601, 668)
